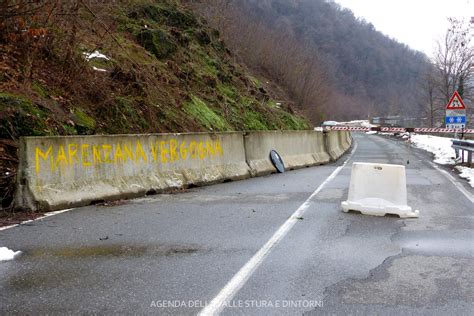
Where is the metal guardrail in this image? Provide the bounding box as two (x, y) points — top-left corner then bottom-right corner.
(452, 139), (474, 166)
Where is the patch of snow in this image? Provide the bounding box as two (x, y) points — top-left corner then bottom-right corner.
(336, 120), (377, 128)
(83, 50), (110, 61)
(365, 131), (377, 135)
(455, 166), (474, 187)
(321, 121), (338, 127)
(384, 133), (474, 187)
(410, 134), (456, 165)
(0, 247), (22, 261)
(361, 121), (377, 128)
(92, 66), (107, 72)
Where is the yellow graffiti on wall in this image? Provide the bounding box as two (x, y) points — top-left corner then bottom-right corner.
(35, 138), (224, 174)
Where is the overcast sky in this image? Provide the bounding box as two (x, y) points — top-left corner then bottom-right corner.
(333, 0), (474, 57)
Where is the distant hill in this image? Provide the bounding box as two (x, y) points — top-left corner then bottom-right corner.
(0, 0), (309, 140)
(186, 0), (431, 123)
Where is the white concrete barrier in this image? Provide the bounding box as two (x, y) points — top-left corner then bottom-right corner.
(338, 131), (350, 153)
(15, 133), (250, 211)
(341, 162), (419, 218)
(326, 130), (348, 160)
(244, 131), (330, 176)
(342, 131), (352, 151)
(15, 130), (352, 212)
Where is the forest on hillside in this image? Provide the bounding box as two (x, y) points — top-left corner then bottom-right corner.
(185, 0), (433, 123)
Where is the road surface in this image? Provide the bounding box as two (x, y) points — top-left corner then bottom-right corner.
(1, 133), (473, 315)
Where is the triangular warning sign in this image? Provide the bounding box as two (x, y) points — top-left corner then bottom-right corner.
(446, 91), (466, 110)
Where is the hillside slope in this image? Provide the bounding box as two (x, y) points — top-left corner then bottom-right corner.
(186, 0), (431, 122)
(0, 0), (309, 209)
(0, 0), (308, 140)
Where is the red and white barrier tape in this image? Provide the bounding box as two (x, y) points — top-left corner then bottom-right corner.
(328, 126), (474, 134)
(380, 127), (406, 132)
(412, 128), (474, 133)
(329, 126), (370, 131)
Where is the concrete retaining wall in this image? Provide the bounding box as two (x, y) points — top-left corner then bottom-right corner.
(15, 133), (249, 211)
(340, 131), (352, 153)
(244, 131), (331, 176)
(15, 130), (351, 211)
(326, 131), (343, 160)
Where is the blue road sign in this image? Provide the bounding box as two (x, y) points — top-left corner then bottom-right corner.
(445, 116), (466, 124)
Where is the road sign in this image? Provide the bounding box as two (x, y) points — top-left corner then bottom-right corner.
(447, 123), (466, 129)
(446, 109), (466, 117)
(446, 116), (466, 128)
(446, 91), (466, 110)
(445, 116), (466, 124)
(445, 91), (468, 129)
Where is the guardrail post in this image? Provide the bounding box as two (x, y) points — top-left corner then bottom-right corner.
(451, 139), (474, 167)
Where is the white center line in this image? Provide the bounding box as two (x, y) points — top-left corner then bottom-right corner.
(199, 142), (358, 316)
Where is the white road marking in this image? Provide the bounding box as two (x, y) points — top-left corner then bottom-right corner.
(0, 224), (19, 232)
(0, 208), (73, 232)
(199, 143), (358, 316)
(429, 161), (474, 203)
(40, 208), (74, 218)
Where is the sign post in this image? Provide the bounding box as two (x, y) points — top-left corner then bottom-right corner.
(445, 91), (467, 131)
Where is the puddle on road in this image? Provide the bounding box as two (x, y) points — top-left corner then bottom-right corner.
(6, 244), (202, 291)
(27, 244), (200, 258)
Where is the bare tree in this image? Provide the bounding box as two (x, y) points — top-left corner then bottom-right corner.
(419, 64), (444, 127)
(434, 18), (474, 104)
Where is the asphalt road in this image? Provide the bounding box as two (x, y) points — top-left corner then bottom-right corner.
(1, 133), (473, 315)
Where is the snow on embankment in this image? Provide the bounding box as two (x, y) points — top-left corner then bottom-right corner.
(337, 120), (377, 128)
(410, 134), (456, 165)
(410, 134), (474, 187)
(456, 166), (474, 187)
